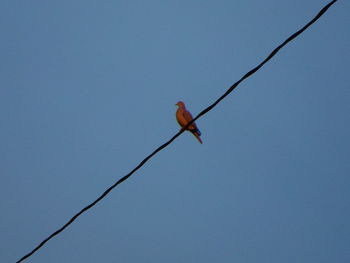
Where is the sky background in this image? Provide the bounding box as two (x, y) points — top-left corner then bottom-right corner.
(1, 0), (349, 262)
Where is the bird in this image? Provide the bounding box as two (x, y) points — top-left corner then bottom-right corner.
(176, 101), (202, 144)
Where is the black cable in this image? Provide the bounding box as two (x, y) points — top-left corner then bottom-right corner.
(16, 1), (338, 262)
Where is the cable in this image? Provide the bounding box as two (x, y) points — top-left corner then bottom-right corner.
(16, 1), (338, 262)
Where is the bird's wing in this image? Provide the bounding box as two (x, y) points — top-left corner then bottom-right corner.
(183, 110), (198, 130)
(183, 110), (193, 123)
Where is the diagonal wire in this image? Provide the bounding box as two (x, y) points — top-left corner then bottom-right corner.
(16, 0), (338, 262)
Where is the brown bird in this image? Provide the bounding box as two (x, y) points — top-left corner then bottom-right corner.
(176, 101), (202, 144)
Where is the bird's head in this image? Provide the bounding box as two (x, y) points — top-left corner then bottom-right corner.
(176, 101), (185, 108)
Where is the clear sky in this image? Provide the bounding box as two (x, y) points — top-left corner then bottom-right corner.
(1, 0), (349, 262)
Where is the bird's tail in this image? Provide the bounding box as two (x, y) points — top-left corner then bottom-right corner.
(192, 131), (202, 144)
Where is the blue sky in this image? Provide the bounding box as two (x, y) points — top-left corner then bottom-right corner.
(1, 0), (349, 262)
